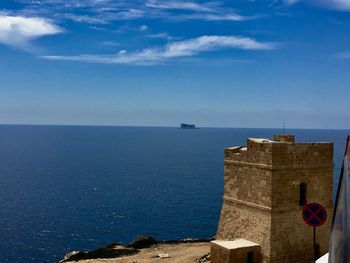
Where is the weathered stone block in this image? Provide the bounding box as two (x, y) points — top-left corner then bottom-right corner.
(211, 239), (263, 263)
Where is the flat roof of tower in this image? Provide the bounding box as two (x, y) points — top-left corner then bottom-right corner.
(249, 138), (275, 143)
(211, 239), (260, 249)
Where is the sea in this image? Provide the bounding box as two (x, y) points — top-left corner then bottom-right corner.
(0, 125), (348, 263)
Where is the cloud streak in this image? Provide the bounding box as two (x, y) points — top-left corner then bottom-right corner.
(319, 0), (350, 11)
(0, 15), (62, 49)
(176, 13), (252, 21)
(284, 0), (350, 11)
(146, 0), (216, 12)
(42, 35), (275, 65)
(13, 0), (254, 23)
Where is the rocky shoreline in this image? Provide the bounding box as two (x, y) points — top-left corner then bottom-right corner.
(60, 236), (213, 262)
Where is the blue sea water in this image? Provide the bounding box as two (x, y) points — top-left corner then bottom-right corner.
(0, 125), (348, 263)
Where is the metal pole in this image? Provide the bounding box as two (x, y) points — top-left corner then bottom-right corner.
(313, 226), (316, 262)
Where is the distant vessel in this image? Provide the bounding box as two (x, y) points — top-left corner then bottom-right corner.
(180, 123), (198, 129)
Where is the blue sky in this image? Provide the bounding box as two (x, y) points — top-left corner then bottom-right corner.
(0, 0), (349, 128)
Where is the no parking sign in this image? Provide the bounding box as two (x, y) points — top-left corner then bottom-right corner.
(302, 203), (327, 227)
(302, 203), (327, 261)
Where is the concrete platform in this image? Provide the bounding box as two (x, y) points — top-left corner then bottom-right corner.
(211, 239), (262, 263)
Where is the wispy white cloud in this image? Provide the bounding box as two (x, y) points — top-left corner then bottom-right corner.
(146, 0), (252, 21)
(146, 32), (173, 40)
(0, 15), (62, 49)
(176, 13), (253, 21)
(139, 25), (149, 31)
(42, 35), (275, 65)
(320, 0), (350, 11)
(146, 0), (216, 12)
(100, 41), (121, 47)
(63, 8), (145, 23)
(13, 0), (254, 24)
(61, 14), (108, 24)
(283, 0), (301, 5)
(11, 1), (147, 23)
(283, 0), (350, 11)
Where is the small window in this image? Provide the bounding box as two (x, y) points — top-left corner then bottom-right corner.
(247, 251), (253, 263)
(299, 183), (307, 206)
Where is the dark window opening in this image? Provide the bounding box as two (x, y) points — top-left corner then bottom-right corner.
(299, 183), (307, 206)
(247, 251), (253, 263)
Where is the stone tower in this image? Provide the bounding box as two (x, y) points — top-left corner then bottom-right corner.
(216, 135), (333, 263)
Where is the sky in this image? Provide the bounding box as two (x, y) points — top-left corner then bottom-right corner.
(0, 0), (350, 129)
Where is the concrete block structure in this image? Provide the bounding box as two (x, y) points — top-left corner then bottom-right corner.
(216, 135), (333, 263)
(211, 239), (262, 263)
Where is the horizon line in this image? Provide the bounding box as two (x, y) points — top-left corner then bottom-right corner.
(0, 123), (349, 131)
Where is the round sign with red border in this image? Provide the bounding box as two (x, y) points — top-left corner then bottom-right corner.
(302, 203), (327, 227)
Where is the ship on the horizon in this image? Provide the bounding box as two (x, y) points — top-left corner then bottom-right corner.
(180, 123), (198, 129)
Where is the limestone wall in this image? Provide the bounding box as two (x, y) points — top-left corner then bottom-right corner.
(217, 199), (272, 262)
